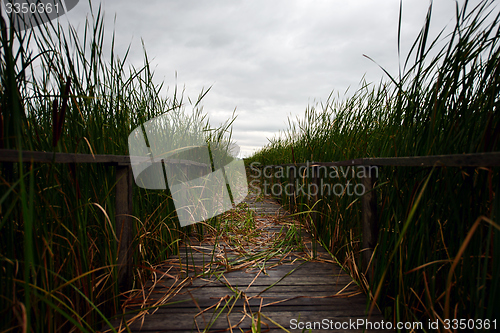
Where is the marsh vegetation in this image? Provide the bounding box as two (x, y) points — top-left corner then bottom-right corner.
(2, 0), (500, 331)
(0, 2), (235, 331)
(248, 0), (500, 326)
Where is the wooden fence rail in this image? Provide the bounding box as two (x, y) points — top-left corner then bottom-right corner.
(2, 149), (499, 287)
(257, 151), (500, 282)
(0, 149), (208, 291)
(0, 149), (137, 290)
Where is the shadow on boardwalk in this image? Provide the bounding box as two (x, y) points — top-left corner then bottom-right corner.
(108, 191), (388, 332)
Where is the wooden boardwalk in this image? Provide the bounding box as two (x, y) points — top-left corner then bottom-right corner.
(109, 193), (388, 332)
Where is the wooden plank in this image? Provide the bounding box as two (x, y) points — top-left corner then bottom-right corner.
(0, 149), (211, 167)
(116, 330), (384, 333)
(213, 265), (344, 276)
(362, 152), (500, 167)
(148, 302), (376, 315)
(183, 275), (355, 287)
(119, 310), (387, 332)
(158, 260), (334, 276)
(261, 152), (500, 168)
(151, 265), (346, 282)
(169, 251), (331, 262)
(153, 296), (371, 311)
(0, 148), (130, 165)
(151, 284), (359, 296)
(108, 192), (390, 332)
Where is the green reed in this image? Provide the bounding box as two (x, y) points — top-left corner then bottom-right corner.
(248, 0), (500, 326)
(1, 1), (235, 331)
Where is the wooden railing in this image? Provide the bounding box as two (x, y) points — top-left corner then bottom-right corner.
(0, 149), (135, 290)
(0, 149), (208, 291)
(257, 152), (500, 282)
(3, 149), (499, 286)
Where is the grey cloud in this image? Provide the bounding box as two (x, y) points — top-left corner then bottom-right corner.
(62, 0), (482, 156)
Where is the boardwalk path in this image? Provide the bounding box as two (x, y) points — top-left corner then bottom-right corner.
(111, 192), (387, 332)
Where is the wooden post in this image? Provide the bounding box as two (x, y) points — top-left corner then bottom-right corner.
(259, 165), (265, 196)
(311, 165), (320, 229)
(289, 166), (295, 213)
(269, 166), (274, 197)
(361, 165), (378, 283)
(116, 165), (133, 292)
(277, 165), (284, 203)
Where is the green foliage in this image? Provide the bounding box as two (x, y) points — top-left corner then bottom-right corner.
(248, 0), (500, 325)
(0, 1), (235, 331)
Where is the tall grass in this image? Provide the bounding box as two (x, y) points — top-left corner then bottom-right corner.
(1, 1), (235, 331)
(248, 0), (500, 326)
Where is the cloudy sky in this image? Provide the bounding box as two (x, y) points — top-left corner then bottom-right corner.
(62, 0), (485, 157)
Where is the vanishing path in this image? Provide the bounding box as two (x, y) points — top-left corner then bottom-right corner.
(110, 192), (388, 332)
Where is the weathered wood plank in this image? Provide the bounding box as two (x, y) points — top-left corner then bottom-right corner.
(155, 295), (370, 309)
(0, 149), (211, 167)
(363, 152), (500, 167)
(144, 283), (359, 298)
(196, 276), (355, 286)
(108, 194), (389, 332)
(2, 149), (498, 168)
(121, 310), (387, 332)
(289, 169), (296, 212)
(0, 148), (130, 164)
(263, 151), (500, 168)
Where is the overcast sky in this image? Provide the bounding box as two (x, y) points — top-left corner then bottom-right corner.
(62, 0), (487, 157)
